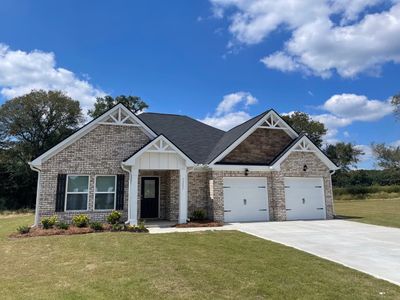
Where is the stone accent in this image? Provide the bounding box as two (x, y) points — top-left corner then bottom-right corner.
(188, 171), (212, 219)
(210, 151), (334, 222)
(220, 128), (292, 164)
(38, 124), (150, 223)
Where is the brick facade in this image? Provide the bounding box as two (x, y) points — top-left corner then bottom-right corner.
(38, 124), (150, 223)
(221, 128), (293, 164)
(36, 123), (334, 225)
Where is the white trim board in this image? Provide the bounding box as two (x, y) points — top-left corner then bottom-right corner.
(209, 110), (298, 166)
(30, 104), (157, 167)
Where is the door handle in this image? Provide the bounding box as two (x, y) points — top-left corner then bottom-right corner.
(243, 199), (247, 205)
(302, 198), (305, 204)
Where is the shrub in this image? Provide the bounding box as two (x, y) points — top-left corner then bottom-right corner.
(191, 210), (205, 221)
(72, 214), (90, 228)
(137, 221), (148, 232)
(17, 225), (30, 234)
(90, 222), (103, 231)
(111, 223), (124, 231)
(41, 215), (58, 229)
(107, 210), (122, 224)
(57, 222), (69, 230)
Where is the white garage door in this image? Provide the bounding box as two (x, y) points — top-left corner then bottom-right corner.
(284, 177), (326, 220)
(223, 177), (269, 222)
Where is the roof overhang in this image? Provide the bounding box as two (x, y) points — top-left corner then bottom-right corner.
(123, 135), (195, 167)
(30, 103), (157, 168)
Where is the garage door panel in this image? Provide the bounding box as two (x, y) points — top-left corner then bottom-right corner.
(284, 177), (326, 220)
(223, 177), (269, 223)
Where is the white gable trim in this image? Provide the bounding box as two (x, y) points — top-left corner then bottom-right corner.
(123, 135), (195, 167)
(271, 135), (339, 171)
(30, 104), (157, 167)
(209, 110), (298, 165)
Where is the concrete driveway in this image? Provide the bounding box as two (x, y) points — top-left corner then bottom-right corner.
(234, 220), (400, 286)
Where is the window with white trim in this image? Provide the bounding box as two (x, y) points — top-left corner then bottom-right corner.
(94, 175), (116, 210)
(65, 175), (89, 211)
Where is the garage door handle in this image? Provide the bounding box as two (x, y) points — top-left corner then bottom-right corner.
(286, 209), (292, 211)
(316, 208), (324, 210)
(224, 210), (232, 212)
(259, 209), (267, 211)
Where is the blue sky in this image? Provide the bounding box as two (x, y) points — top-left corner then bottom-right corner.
(0, 0), (399, 168)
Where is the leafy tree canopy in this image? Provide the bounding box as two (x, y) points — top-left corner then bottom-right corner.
(325, 142), (364, 171)
(392, 93), (400, 120)
(372, 143), (400, 169)
(88, 95), (149, 118)
(0, 90), (83, 209)
(282, 111), (327, 147)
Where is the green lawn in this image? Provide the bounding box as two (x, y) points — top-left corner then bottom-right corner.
(335, 198), (400, 229)
(1, 215), (400, 299)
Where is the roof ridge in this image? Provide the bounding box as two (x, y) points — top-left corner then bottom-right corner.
(225, 109), (271, 132)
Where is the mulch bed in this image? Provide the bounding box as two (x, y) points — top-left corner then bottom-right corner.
(10, 224), (148, 239)
(175, 220), (223, 228)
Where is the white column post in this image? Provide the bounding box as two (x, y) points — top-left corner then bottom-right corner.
(129, 169), (139, 225)
(34, 171), (41, 227)
(179, 168), (188, 224)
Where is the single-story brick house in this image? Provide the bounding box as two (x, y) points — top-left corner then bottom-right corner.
(29, 103), (338, 226)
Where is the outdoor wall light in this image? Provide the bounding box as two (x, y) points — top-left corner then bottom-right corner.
(244, 168), (249, 176)
(303, 164), (308, 172)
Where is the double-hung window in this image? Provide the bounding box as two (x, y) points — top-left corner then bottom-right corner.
(65, 175), (89, 211)
(94, 175), (116, 210)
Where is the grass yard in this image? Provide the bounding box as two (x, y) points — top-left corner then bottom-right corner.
(335, 198), (400, 229)
(1, 215), (400, 299)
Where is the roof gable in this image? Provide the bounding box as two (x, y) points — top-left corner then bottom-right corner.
(208, 110), (298, 164)
(30, 104), (157, 167)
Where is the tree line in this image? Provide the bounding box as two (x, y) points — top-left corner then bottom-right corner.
(0, 90), (399, 209)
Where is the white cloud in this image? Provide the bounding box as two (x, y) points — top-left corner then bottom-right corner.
(0, 43), (105, 111)
(211, 0), (400, 78)
(200, 91), (258, 130)
(313, 93), (392, 143)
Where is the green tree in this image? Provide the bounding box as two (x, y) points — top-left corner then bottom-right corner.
(282, 112), (327, 147)
(88, 95), (148, 118)
(325, 142), (364, 171)
(372, 143), (400, 169)
(392, 93), (400, 120)
(0, 90), (83, 209)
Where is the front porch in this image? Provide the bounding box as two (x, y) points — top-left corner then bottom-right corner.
(122, 135), (194, 225)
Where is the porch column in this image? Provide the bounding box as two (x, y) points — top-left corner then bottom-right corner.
(179, 168), (188, 223)
(129, 168), (139, 225)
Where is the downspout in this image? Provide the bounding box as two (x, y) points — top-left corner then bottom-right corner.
(329, 169), (337, 218)
(29, 163), (41, 227)
(121, 163), (132, 224)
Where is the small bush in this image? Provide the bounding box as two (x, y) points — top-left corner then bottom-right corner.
(17, 225), (30, 234)
(41, 215), (58, 229)
(125, 222), (148, 233)
(137, 220), (147, 232)
(191, 210), (206, 221)
(107, 210), (122, 224)
(72, 214), (90, 228)
(111, 223), (124, 231)
(57, 222), (69, 230)
(90, 222), (103, 231)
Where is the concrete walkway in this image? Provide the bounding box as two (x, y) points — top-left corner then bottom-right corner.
(235, 220), (400, 286)
(149, 220), (400, 286)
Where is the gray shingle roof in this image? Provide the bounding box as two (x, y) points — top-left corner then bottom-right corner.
(138, 110), (274, 164)
(138, 113), (225, 164)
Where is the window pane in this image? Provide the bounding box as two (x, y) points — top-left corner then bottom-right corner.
(96, 176), (115, 193)
(66, 194), (88, 210)
(95, 193), (115, 210)
(67, 176), (89, 193)
(144, 180), (156, 198)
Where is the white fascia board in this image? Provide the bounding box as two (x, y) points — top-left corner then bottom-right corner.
(211, 165), (276, 171)
(271, 136), (339, 171)
(209, 110), (298, 166)
(30, 104), (157, 167)
(123, 135), (195, 167)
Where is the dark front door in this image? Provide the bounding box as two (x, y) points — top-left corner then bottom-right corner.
(141, 177), (159, 218)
